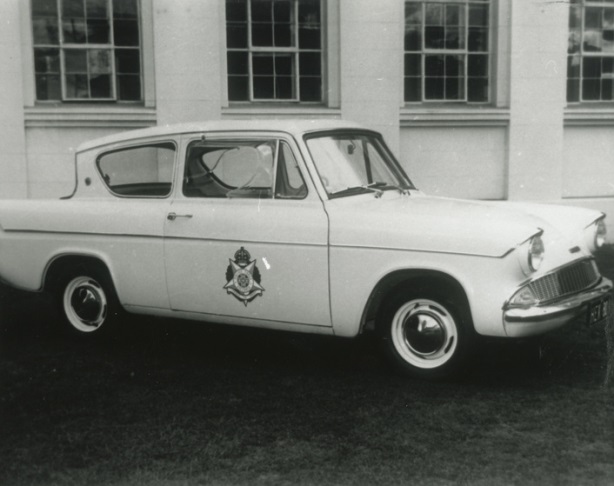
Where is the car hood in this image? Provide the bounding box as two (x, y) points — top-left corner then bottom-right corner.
(326, 192), (602, 258)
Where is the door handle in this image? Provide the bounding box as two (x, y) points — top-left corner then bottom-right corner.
(167, 212), (193, 221)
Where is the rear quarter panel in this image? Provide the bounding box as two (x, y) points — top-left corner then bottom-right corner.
(0, 199), (170, 309)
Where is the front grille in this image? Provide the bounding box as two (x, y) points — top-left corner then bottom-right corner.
(527, 259), (600, 303)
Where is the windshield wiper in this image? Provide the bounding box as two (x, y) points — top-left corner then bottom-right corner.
(377, 182), (411, 195)
(330, 182), (386, 199)
(330, 182), (411, 199)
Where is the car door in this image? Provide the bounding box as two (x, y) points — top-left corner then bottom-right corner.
(93, 139), (177, 310)
(163, 133), (331, 328)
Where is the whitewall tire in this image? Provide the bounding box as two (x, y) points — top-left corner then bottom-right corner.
(56, 266), (121, 338)
(380, 290), (475, 379)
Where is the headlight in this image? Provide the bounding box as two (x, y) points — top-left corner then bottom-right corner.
(585, 218), (607, 253)
(528, 235), (545, 272)
(595, 219), (607, 249)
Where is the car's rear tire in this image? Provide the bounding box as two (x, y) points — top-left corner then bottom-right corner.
(379, 288), (475, 380)
(55, 266), (122, 339)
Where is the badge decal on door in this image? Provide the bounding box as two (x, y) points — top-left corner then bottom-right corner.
(224, 247), (265, 305)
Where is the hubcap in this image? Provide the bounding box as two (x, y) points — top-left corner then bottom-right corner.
(404, 313), (446, 356)
(63, 276), (107, 333)
(391, 299), (458, 369)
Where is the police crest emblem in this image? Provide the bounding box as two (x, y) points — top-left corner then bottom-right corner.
(224, 247), (264, 305)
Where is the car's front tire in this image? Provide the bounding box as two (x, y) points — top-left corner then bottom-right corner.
(379, 289), (475, 380)
(55, 266), (122, 339)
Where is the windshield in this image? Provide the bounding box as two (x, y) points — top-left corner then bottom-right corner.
(305, 132), (415, 198)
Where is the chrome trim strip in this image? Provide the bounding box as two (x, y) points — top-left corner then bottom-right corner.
(2, 228), (163, 239)
(329, 243), (513, 259)
(1, 228), (327, 248)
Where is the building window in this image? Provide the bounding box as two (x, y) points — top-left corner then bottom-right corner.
(404, 0), (490, 103)
(568, 0), (614, 102)
(225, 0), (323, 103)
(31, 0), (142, 102)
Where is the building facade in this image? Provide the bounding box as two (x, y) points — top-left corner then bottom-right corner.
(1, 0), (614, 231)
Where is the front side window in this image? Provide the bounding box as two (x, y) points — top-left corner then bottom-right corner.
(32, 0), (142, 102)
(404, 0), (490, 103)
(305, 132), (415, 198)
(225, 0), (323, 102)
(184, 139), (307, 199)
(568, 0), (614, 102)
(97, 142), (175, 197)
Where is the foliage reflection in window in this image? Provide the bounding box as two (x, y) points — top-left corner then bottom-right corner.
(568, 0), (614, 102)
(404, 0), (490, 103)
(32, 0), (142, 102)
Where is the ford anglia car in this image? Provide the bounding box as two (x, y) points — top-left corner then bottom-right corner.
(0, 120), (611, 379)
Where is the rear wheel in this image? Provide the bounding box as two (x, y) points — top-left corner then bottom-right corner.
(379, 289), (475, 379)
(55, 266), (121, 338)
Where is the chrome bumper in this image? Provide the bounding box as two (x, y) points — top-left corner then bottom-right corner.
(503, 277), (613, 337)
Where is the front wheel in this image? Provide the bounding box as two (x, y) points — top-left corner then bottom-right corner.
(379, 291), (475, 380)
(56, 267), (122, 338)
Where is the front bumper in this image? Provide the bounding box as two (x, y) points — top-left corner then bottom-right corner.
(503, 277), (613, 337)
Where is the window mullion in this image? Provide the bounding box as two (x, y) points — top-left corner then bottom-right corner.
(463, 53), (469, 102)
(57, 0), (67, 101)
(87, 50), (93, 99)
(247, 0), (255, 101)
(109, 0), (117, 100)
(62, 43), (110, 48)
(84, 1), (91, 99)
(59, 48), (67, 100)
(423, 49), (468, 54)
(578, 3), (586, 103)
(421, 3), (425, 101)
(464, 2), (469, 102)
(251, 46), (296, 52)
(268, 0), (276, 100)
(294, 0), (300, 101)
(57, 0), (63, 44)
(294, 52), (300, 101)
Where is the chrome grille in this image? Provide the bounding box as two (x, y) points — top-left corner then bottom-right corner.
(528, 259), (600, 303)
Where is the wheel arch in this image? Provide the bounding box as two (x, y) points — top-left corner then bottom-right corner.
(359, 269), (474, 334)
(43, 253), (116, 293)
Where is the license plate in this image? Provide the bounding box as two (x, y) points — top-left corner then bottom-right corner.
(587, 297), (611, 325)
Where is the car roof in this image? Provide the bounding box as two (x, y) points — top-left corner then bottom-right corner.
(76, 119), (367, 153)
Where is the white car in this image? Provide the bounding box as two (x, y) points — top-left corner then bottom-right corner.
(0, 120), (611, 379)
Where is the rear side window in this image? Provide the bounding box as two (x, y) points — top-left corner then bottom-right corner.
(97, 142), (176, 197)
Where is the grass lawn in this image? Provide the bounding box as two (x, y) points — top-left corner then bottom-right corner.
(1, 247), (613, 485)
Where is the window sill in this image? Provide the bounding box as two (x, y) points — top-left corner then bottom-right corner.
(222, 105), (342, 120)
(400, 106), (510, 127)
(564, 106), (614, 126)
(24, 105), (157, 129)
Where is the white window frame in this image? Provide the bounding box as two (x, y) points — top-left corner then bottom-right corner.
(403, 0), (493, 104)
(568, 0), (614, 104)
(28, 0), (147, 104)
(225, 0), (326, 104)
